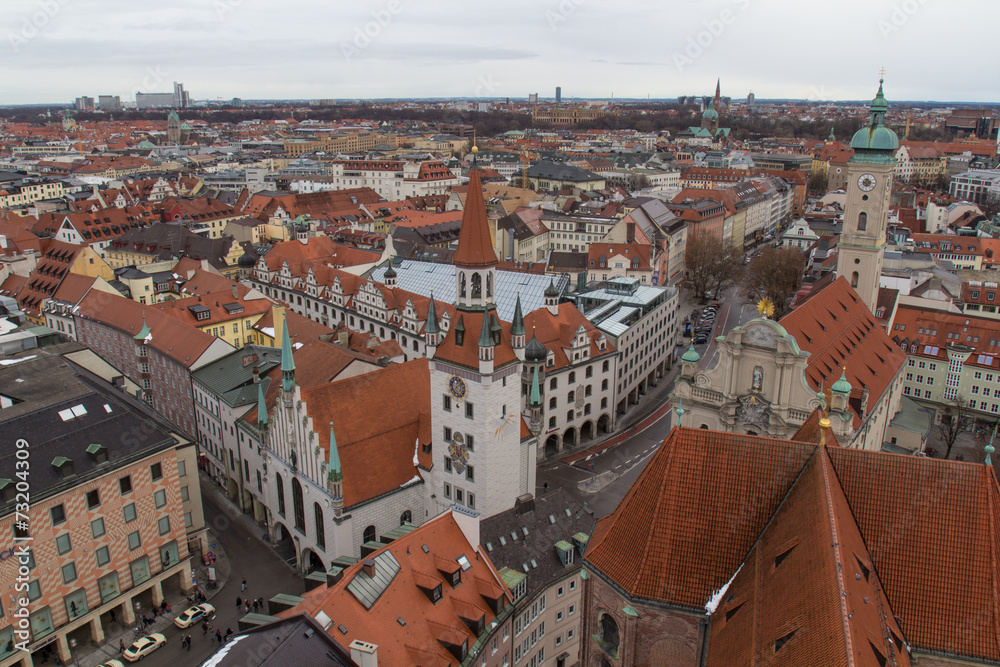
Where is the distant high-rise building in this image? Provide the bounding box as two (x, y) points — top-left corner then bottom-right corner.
(747, 91), (755, 106)
(528, 93), (538, 104)
(556, 86), (562, 103)
(98, 95), (121, 111)
(74, 96), (94, 111)
(135, 81), (189, 109)
(231, 97), (243, 108)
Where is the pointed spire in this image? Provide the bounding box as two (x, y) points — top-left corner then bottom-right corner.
(529, 364), (541, 407)
(256, 380), (268, 430)
(425, 291), (439, 334)
(511, 292), (526, 336)
(452, 146), (496, 268)
(281, 320), (296, 392)
(327, 422), (342, 483)
(478, 311), (494, 348)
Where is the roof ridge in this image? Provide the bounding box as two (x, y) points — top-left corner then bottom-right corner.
(985, 466), (1000, 651)
(818, 449), (858, 666)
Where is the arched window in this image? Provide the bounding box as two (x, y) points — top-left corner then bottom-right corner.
(460, 272), (467, 298)
(314, 503), (325, 549)
(700, 424), (709, 429)
(857, 212), (868, 231)
(292, 479), (305, 533)
(486, 272), (492, 298)
(471, 272), (482, 299)
(600, 613), (620, 654)
(851, 271), (859, 288)
(400, 511), (412, 525)
(276, 474), (285, 517)
(910, 343), (918, 353)
(363, 525), (376, 545)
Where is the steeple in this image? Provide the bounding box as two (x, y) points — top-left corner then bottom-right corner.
(281, 320), (296, 394)
(425, 290), (440, 353)
(256, 380), (268, 432)
(453, 146), (496, 270)
(544, 279), (559, 315)
(326, 422), (344, 513)
(510, 292), (526, 358)
(528, 364), (542, 434)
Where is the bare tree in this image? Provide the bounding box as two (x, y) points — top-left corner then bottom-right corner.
(743, 246), (806, 318)
(938, 396), (974, 460)
(807, 170), (827, 195)
(684, 234), (743, 303)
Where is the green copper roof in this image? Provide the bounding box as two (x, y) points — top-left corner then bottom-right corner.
(510, 293), (526, 336)
(702, 107), (718, 119)
(256, 381), (268, 427)
(478, 311), (494, 347)
(133, 322), (152, 341)
(850, 78), (898, 154)
(682, 343), (701, 364)
(529, 364), (541, 406)
(832, 370), (852, 395)
(327, 422), (342, 483)
(281, 321), (296, 392)
(425, 293), (439, 335)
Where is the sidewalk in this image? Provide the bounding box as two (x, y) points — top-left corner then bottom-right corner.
(78, 533), (231, 667)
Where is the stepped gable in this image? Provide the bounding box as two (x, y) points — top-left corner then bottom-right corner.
(587, 427), (815, 609)
(780, 276), (906, 427)
(706, 449), (909, 667)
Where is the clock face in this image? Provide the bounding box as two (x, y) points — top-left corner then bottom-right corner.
(448, 375), (467, 399)
(857, 173), (877, 192)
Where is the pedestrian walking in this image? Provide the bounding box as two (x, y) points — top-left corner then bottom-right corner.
(241, 577), (247, 591)
(226, 627), (233, 639)
(215, 629), (222, 644)
(186, 634), (192, 651)
(110, 609), (116, 625)
(252, 599), (259, 613)
(202, 621), (208, 635)
(119, 639), (126, 653)
(236, 595), (242, 608)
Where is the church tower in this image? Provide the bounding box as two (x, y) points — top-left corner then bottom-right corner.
(837, 77), (898, 313)
(427, 147), (534, 519)
(167, 110), (181, 145)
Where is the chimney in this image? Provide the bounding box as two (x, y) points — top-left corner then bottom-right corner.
(233, 284), (238, 299)
(338, 330), (349, 346)
(362, 558), (377, 578)
(349, 640), (378, 667)
(252, 366), (260, 384)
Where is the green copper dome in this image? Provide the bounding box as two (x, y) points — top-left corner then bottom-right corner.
(849, 78), (898, 154)
(831, 370), (852, 396)
(702, 107), (719, 119)
(682, 343), (701, 364)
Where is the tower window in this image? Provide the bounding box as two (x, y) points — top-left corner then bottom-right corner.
(857, 212), (868, 231)
(851, 271), (859, 288)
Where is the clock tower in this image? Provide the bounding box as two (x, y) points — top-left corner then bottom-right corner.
(427, 148), (534, 520)
(837, 77), (898, 313)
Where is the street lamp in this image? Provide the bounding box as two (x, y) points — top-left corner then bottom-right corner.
(69, 637), (79, 667)
(134, 600), (143, 634)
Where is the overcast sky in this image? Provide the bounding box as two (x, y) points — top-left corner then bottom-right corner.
(2, 0), (997, 106)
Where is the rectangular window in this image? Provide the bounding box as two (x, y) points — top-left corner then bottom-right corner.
(130, 556), (151, 586)
(443, 395), (452, 411)
(123, 503), (137, 523)
(119, 475), (132, 494)
(86, 489), (100, 509)
(465, 402), (474, 419)
(96, 546), (110, 567)
(27, 580), (42, 602)
(55, 533), (71, 555)
(154, 489), (167, 508)
(466, 465), (474, 482)
(61, 562), (77, 585)
(91, 518), (105, 539)
(184, 512), (193, 528)
(127, 531), (141, 550)
(149, 462), (163, 480)
(177, 460), (187, 477)
(444, 427), (452, 442)
(456, 488), (464, 504)
(158, 517), (171, 536)
(444, 483), (452, 499)
(50, 504), (65, 525)
(468, 493), (475, 509)
(444, 456), (452, 473)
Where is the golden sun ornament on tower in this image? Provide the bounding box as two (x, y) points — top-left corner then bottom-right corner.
(756, 297), (775, 319)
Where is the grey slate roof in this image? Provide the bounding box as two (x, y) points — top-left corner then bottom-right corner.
(191, 345), (281, 408)
(480, 489), (595, 602)
(196, 614), (355, 666)
(526, 162), (603, 183)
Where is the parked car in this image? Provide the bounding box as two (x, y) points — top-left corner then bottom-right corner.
(174, 603), (216, 629)
(97, 661), (125, 667)
(123, 634), (166, 662)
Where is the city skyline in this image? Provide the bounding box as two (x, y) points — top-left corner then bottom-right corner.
(2, 0), (999, 105)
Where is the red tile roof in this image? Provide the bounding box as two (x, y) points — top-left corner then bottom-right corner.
(285, 511), (511, 666)
(780, 277), (906, 426)
(452, 168), (497, 268)
(706, 449), (910, 667)
(890, 304), (1000, 371)
(587, 427), (816, 609)
(300, 359), (431, 507)
(433, 309), (517, 372)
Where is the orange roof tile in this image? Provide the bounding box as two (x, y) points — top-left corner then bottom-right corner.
(780, 277), (906, 426)
(301, 359), (431, 507)
(452, 168), (497, 268)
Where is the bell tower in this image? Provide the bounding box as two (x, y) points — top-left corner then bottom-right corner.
(837, 76), (898, 313)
